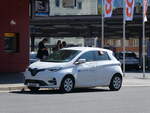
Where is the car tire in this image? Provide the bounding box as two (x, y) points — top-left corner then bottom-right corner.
(60, 76), (75, 93)
(28, 87), (40, 92)
(109, 74), (122, 91)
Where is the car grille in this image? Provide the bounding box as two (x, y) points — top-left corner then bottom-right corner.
(28, 68), (45, 76)
(25, 79), (48, 86)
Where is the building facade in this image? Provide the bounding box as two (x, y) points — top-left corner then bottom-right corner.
(0, 0), (29, 72)
(30, 0), (98, 49)
(0, 0), (149, 72)
(50, 0), (97, 16)
(30, 0), (150, 54)
(30, 0), (98, 17)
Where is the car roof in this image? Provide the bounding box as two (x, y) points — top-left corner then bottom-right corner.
(62, 47), (112, 53)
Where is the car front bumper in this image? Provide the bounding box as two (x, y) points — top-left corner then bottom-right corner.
(24, 70), (61, 89)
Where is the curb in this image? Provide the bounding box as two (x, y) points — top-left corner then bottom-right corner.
(0, 85), (150, 92)
(0, 84), (26, 92)
(1, 79), (150, 92)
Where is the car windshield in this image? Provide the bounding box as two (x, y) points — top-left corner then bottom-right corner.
(42, 50), (81, 62)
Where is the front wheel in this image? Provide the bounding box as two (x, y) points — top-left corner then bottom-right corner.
(60, 76), (75, 93)
(109, 75), (122, 91)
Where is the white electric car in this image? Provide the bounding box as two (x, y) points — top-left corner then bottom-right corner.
(24, 47), (123, 93)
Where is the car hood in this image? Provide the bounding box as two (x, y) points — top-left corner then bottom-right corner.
(29, 61), (69, 69)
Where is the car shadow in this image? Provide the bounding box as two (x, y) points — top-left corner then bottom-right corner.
(10, 88), (112, 95)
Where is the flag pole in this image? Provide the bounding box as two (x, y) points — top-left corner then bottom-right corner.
(123, 0), (126, 76)
(142, 0), (146, 78)
(101, 0), (104, 48)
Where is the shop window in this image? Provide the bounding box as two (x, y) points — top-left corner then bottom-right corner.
(55, 0), (60, 7)
(77, 2), (82, 9)
(4, 33), (19, 53)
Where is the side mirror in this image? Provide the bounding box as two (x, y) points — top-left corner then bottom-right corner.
(75, 59), (86, 64)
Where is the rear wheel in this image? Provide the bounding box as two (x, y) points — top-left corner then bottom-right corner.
(60, 76), (75, 93)
(109, 75), (122, 91)
(28, 87), (40, 92)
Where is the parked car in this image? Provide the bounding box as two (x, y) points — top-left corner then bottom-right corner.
(24, 47), (123, 93)
(29, 52), (39, 64)
(115, 51), (140, 70)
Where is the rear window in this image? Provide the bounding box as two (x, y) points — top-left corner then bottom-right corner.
(125, 53), (137, 57)
(79, 50), (110, 62)
(95, 51), (110, 61)
(116, 52), (137, 59)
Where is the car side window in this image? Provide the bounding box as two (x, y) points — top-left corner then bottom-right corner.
(95, 51), (110, 61)
(79, 51), (95, 62)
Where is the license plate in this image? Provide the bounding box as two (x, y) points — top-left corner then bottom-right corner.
(28, 83), (39, 87)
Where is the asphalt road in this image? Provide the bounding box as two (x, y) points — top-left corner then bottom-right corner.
(0, 87), (150, 113)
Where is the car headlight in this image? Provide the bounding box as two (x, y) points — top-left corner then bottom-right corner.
(47, 67), (62, 72)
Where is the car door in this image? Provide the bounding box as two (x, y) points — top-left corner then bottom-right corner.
(94, 51), (112, 85)
(76, 51), (97, 87)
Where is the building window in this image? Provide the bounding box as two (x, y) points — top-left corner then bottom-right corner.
(33, 0), (49, 16)
(126, 40), (129, 47)
(62, 0), (75, 8)
(115, 40), (121, 47)
(77, 2), (82, 9)
(55, 0), (60, 7)
(133, 39), (139, 47)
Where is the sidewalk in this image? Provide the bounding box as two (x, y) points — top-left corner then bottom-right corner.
(0, 72), (150, 91)
(123, 72), (150, 87)
(0, 72), (25, 91)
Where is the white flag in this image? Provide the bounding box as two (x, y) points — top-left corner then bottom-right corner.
(104, 0), (114, 17)
(143, 0), (148, 22)
(125, 0), (135, 21)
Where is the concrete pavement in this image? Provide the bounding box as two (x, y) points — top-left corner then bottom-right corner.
(0, 72), (150, 91)
(123, 72), (150, 86)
